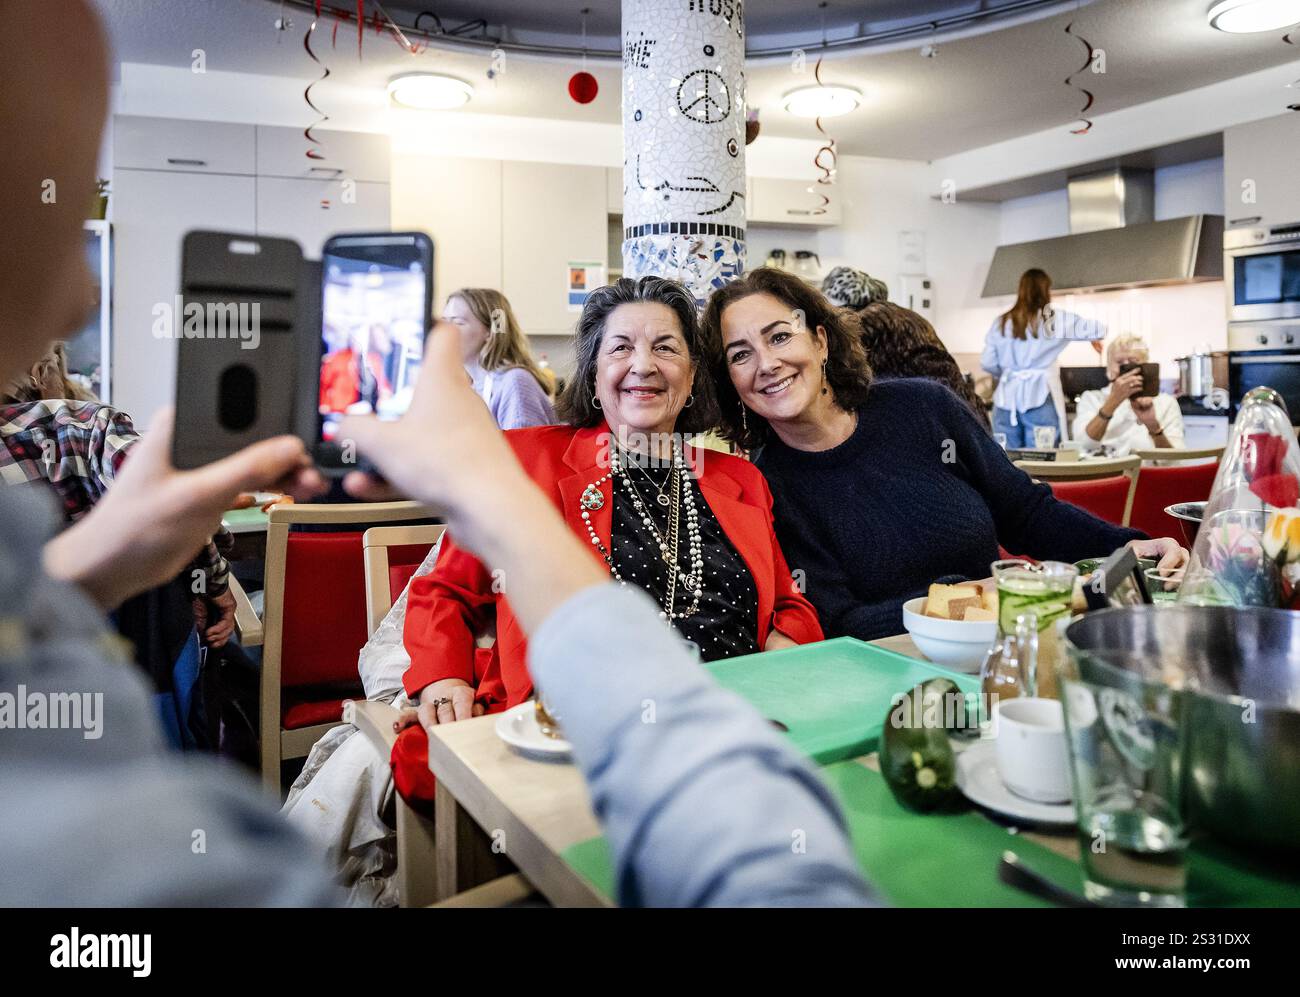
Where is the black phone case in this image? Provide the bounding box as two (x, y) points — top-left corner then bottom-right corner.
(1120, 361), (1160, 398)
(171, 232), (304, 470)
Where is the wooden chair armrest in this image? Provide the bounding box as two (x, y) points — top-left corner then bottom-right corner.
(430, 873), (539, 908)
(344, 699), (402, 754)
(227, 575), (263, 647)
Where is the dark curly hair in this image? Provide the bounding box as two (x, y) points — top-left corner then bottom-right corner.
(856, 301), (991, 431)
(700, 267), (872, 451)
(555, 276), (721, 434)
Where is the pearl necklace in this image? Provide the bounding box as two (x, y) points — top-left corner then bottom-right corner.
(579, 441), (705, 621)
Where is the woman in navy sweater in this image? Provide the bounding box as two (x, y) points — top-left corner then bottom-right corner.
(700, 269), (1188, 641)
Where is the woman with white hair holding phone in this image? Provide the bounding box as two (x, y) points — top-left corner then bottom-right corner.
(1072, 333), (1184, 452)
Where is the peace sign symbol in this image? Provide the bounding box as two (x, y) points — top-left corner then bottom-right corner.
(676, 69), (730, 124)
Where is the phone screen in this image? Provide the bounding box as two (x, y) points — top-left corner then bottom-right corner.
(318, 233), (432, 449)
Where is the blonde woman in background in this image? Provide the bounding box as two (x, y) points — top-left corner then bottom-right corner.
(442, 288), (556, 429)
(1072, 333), (1184, 452)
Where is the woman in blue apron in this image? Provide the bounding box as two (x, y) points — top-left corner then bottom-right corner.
(981, 268), (1105, 447)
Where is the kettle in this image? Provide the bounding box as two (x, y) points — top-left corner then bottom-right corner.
(764, 249), (787, 271)
(792, 250), (822, 281)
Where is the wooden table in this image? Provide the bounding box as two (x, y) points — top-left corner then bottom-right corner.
(424, 633), (1080, 906)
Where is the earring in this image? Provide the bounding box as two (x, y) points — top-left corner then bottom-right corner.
(740, 403), (748, 432)
(822, 359), (829, 396)
(592, 395), (602, 409)
(684, 394), (695, 408)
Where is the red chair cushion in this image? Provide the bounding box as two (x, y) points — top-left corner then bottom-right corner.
(280, 530), (370, 689)
(1047, 475), (1132, 528)
(1128, 461), (1219, 541)
(387, 542), (434, 612)
(281, 691), (359, 730)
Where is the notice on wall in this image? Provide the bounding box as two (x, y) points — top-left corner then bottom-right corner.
(568, 261), (606, 312)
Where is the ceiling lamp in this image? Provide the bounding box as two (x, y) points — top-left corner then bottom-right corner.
(782, 84), (862, 118)
(1207, 0), (1300, 32)
(387, 73), (473, 110)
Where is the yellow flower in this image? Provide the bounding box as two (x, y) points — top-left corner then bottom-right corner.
(1263, 507), (1300, 562)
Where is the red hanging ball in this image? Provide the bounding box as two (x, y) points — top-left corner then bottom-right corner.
(568, 71), (598, 104)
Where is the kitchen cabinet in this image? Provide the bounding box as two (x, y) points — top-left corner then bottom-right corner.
(749, 176), (842, 226)
(391, 155), (503, 305)
(502, 160), (608, 338)
(110, 168), (256, 422)
(256, 125), (390, 183)
(256, 176), (391, 259)
(1224, 113), (1300, 229)
(114, 115), (255, 176)
(111, 116), (389, 421)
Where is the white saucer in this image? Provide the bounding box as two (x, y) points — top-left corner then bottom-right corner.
(495, 702), (573, 762)
(955, 741), (1075, 827)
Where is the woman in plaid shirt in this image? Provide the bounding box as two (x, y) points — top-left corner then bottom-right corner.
(2, 346), (236, 647)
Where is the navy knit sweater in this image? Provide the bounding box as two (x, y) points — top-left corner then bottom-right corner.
(754, 378), (1143, 641)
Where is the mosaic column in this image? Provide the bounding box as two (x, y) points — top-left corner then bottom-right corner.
(621, 0), (746, 305)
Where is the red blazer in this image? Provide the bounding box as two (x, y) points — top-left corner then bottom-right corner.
(402, 424), (823, 708)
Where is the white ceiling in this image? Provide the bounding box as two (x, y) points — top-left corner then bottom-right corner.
(95, 0), (1300, 160)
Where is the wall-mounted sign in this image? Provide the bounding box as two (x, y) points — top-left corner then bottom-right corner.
(568, 261), (606, 311)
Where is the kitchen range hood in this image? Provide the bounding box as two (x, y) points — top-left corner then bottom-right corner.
(982, 167), (1224, 297)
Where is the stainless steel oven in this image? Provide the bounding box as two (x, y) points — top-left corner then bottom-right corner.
(1225, 223), (1300, 323)
(1228, 322), (1300, 425)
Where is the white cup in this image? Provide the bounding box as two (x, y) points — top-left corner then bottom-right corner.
(994, 697), (1072, 804)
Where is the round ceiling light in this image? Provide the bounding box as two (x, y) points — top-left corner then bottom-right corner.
(387, 73), (473, 110)
(1207, 0), (1300, 32)
(782, 84), (862, 118)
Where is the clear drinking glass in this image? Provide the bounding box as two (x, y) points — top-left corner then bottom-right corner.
(1143, 567), (1184, 606)
(1032, 425), (1058, 449)
(993, 433), (1008, 450)
(992, 559), (1077, 700)
(1059, 646), (1189, 907)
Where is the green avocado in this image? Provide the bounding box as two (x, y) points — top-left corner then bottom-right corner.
(880, 679), (965, 813)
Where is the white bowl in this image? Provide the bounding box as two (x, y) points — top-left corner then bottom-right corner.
(901, 596), (998, 673)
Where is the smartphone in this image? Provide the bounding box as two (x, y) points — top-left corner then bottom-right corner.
(1118, 361), (1160, 398)
(172, 232), (304, 470)
(315, 232), (434, 474)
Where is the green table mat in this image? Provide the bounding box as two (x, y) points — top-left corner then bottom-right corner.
(704, 637), (978, 765)
(221, 507), (270, 531)
(562, 763), (1300, 907)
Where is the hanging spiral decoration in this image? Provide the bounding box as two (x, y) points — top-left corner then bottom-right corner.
(811, 57), (837, 214)
(1063, 20), (1095, 135)
(303, 3), (331, 160)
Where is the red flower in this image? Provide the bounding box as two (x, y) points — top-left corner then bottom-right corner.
(1244, 433), (1288, 482)
(1250, 472), (1300, 509)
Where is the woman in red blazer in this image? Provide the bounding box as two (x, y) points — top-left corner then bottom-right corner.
(391, 277), (822, 806)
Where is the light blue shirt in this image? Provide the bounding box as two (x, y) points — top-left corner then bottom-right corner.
(0, 488), (340, 906)
(528, 583), (876, 907)
(980, 309), (1106, 421)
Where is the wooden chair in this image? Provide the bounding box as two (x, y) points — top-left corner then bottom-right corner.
(230, 500), (435, 791)
(1015, 455), (1142, 528)
(1131, 445), (1225, 464)
(1128, 459), (1221, 540)
(352, 523), (522, 906)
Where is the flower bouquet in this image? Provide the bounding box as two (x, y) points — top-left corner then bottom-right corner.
(1179, 389), (1300, 610)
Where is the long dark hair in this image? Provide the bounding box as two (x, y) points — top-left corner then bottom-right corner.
(555, 276), (720, 434)
(700, 267), (873, 452)
(856, 301), (990, 430)
(999, 268), (1052, 340)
